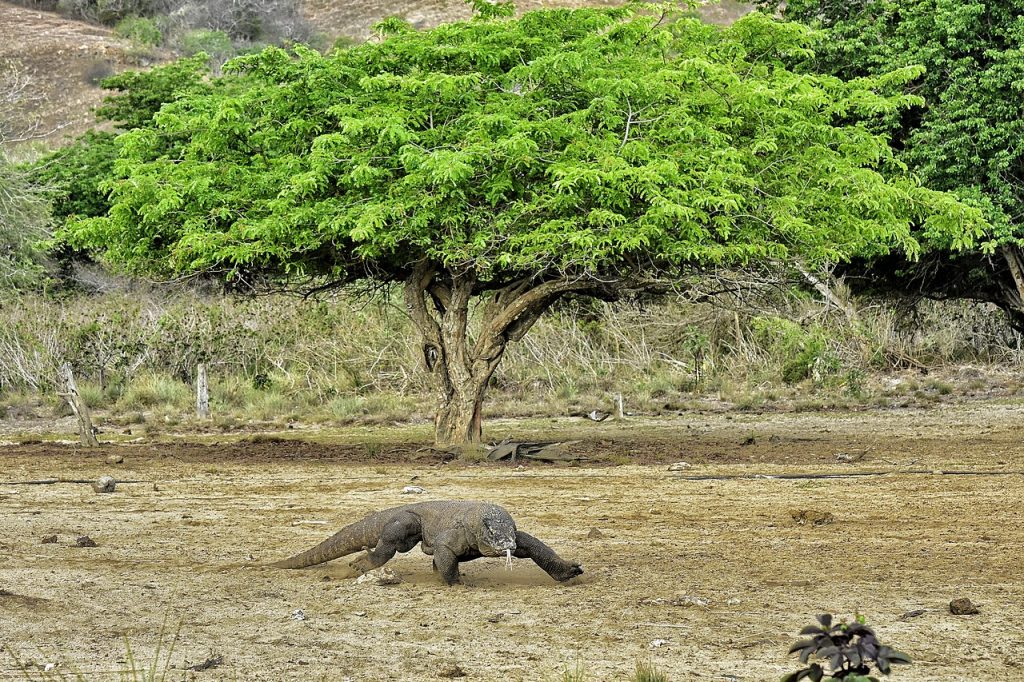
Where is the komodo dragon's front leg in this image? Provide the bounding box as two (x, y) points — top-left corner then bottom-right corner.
(514, 531), (584, 582)
(429, 530), (472, 586)
(348, 511), (422, 574)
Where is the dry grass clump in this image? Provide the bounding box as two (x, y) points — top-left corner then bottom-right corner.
(2, 285), (1023, 426)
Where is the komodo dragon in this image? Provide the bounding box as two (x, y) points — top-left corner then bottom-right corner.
(271, 500), (583, 585)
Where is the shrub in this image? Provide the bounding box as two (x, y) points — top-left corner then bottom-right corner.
(116, 373), (192, 410)
(751, 317), (841, 384)
(114, 16), (163, 46)
(176, 29), (234, 65)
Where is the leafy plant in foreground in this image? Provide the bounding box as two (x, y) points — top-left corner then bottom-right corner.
(783, 614), (911, 682)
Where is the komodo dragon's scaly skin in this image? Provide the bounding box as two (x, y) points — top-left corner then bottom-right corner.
(270, 500), (583, 585)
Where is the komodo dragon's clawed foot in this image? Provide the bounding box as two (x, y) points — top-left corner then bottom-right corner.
(552, 562), (584, 582)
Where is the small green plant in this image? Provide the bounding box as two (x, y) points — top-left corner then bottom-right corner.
(783, 614), (911, 681)
(114, 16), (162, 47)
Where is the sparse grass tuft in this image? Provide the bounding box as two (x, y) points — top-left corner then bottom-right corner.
(557, 660), (587, 682)
(4, 617), (181, 681)
(632, 658), (669, 682)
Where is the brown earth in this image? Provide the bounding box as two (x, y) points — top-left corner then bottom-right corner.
(0, 1), (148, 143)
(1, 401), (1022, 680)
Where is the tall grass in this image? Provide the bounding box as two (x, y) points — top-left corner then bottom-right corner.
(2, 286), (1022, 423)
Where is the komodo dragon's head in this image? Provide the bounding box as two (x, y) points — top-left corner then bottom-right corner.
(476, 505), (518, 565)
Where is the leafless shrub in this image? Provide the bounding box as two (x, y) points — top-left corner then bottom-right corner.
(10, 0), (311, 44)
(0, 60), (51, 291)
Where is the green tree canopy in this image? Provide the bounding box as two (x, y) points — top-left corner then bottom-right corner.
(759, 0), (1024, 325)
(63, 1), (982, 443)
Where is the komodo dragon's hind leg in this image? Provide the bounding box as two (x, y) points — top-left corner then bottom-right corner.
(514, 531), (584, 582)
(349, 512), (422, 574)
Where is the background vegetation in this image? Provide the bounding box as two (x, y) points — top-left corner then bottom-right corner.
(3, 0), (1024, 435)
(3, 283), (1022, 429)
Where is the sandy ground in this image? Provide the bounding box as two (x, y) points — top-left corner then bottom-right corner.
(2, 402), (1023, 680)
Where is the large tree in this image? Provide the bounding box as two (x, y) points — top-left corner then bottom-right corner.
(758, 0), (1024, 325)
(64, 1), (982, 444)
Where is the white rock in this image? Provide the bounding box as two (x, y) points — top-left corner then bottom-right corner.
(92, 475), (116, 493)
(355, 567), (402, 585)
(672, 595), (709, 608)
(648, 639), (670, 649)
(402, 486), (426, 494)
(667, 461), (692, 471)
(290, 609), (306, 621)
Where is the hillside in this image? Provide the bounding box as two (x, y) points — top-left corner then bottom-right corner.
(0, 1), (147, 143)
(303, 0), (752, 39)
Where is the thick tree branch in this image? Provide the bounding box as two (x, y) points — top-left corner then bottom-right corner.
(403, 260), (443, 355)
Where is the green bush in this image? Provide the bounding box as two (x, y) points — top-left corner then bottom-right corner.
(114, 16), (162, 46)
(177, 30), (234, 64)
(751, 317), (841, 384)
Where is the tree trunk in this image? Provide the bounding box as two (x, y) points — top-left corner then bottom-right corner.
(434, 379), (489, 445)
(404, 262), (581, 446)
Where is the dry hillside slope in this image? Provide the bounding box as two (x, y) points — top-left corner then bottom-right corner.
(0, 1), (146, 142)
(303, 0), (752, 39)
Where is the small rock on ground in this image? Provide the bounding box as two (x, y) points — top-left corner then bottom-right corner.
(438, 664), (467, 678)
(401, 486), (425, 494)
(40, 535), (57, 544)
(105, 454), (124, 464)
(587, 527), (605, 539)
(91, 476), (116, 493)
(790, 509), (835, 526)
(667, 461), (692, 471)
(355, 567), (402, 586)
(950, 598), (980, 615)
(75, 536), (97, 547)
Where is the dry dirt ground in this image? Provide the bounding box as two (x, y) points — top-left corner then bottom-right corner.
(2, 402), (1023, 681)
(0, 1), (142, 143)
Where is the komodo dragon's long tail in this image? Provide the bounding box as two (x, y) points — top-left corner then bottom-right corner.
(270, 512), (387, 569)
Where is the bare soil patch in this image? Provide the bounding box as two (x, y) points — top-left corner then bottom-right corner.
(1, 403), (1022, 680)
(0, 1), (145, 142)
